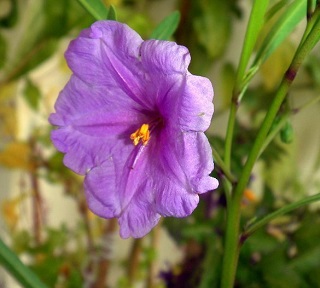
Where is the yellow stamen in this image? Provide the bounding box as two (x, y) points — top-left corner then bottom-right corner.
(130, 124), (150, 146)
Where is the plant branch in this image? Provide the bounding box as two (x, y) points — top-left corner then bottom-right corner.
(242, 192), (320, 239)
(127, 238), (143, 285)
(93, 218), (117, 288)
(220, 11), (320, 288)
(211, 145), (237, 184)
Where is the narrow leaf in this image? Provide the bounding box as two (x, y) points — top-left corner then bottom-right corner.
(265, 0), (290, 21)
(77, 0), (108, 20)
(150, 11), (180, 40)
(107, 5), (117, 21)
(235, 0), (269, 89)
(244, 192), (320, 238)
(0, 238), (48, 288)
(253, 0), (307, 66)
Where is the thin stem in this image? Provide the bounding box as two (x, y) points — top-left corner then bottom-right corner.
(211, 145), (237, 184)
(260, 93), (320, 157)
(307, 0), (315, 20)
(127, 238), (142, 285)
(224, 103), (237, 169)
(93, 218), (117, 288)
(0, 238), (48, 288)
(146, 224), (161, 288)
(243, 192), (320, 239)
(296, 93), (320, 112)
(220, 13), (320, 288)
(223, 0), (269, 169)
(221, 77), (291, 288)
(300, 3), (320, 48)
(259, 112), (289, 158)
(29, 137), (43, 244)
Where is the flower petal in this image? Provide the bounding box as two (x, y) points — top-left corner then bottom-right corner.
(65, 21), (152, 109)
(147, 129), (218, 216)
(179, 74), (214, 132)
(178, 132), (219, 193)
(84, 158), (122, 218)
(66, 21), (142, 86)
(49, 75), (149, 175)
(84, 144), (161, 238)
(118, 181), (161, 238)
(141, 40), (190, 74)
(49, 75), (142, 127)
(155, 180), (199, 217)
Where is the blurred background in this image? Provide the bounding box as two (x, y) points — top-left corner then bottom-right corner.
(1, 0), (320, 287)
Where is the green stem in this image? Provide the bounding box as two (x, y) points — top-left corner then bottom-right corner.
(0, 238), (48, 288)
(259, 112), (289, 157)
(243, 192), (320, 238)
(224, 103), (237, 169)
(260, 93), (320, 157)
(223, 0), (269, 169)
(307, 0), (316, 19)
(300, 3), (320, 46)
(212, 145), (237, 184)
(220, 13), (320, 288)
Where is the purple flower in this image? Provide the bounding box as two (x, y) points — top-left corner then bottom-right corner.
(49, 20), (218, 238)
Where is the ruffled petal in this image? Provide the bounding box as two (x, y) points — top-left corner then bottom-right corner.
(84, 157), (124, 218)
(118, 180), (161, 238)
(155, 180), (199, 217)
(66, 21), (142, 85)
(141, 40), (190, 74)
(147, 129), (217, 216)
(65, 21), (152, 109)
(83, 142), (161, 238)
(179, 74), (214, 132)
(178, 132), (219, 193)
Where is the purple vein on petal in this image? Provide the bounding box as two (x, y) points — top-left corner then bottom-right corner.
(101, 39), (151, 110)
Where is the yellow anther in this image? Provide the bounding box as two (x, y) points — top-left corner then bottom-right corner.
(130, 124), (150, 146)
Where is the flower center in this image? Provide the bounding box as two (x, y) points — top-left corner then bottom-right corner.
(130, 123), (150, 146)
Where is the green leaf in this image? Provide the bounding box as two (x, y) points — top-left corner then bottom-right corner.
(235, 0), (269, 89)
(244, 192), (320, 237)
(107, 5), (117, 21)
(265, 0), (290, 21)
(23, 78), (41, 111)
(77, 0), (108, 20)
(150, 11), (180, 40)
(253, 0), (307, 67)
(0, 238), (48, 288)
